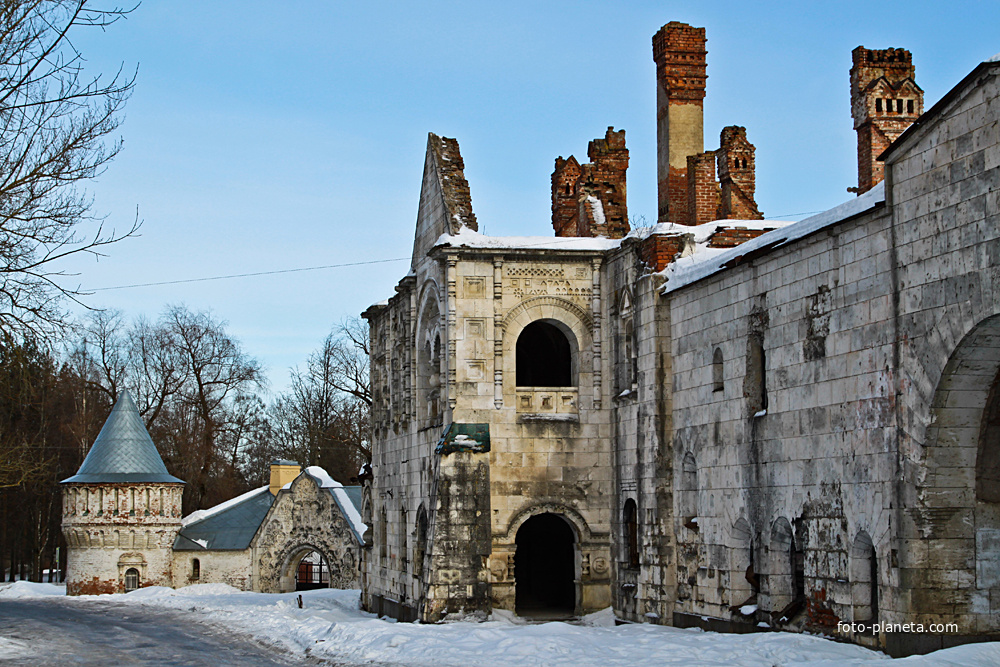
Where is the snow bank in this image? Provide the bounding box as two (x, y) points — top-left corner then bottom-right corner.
(0, 580), (66, 598)
(6, 583), (999, 666)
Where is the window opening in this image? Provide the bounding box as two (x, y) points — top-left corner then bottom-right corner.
(192, 558), (200, 580)
(124, 568), (140, 592)
(624, 499), (640, 569)
(713, 348), (724, 392)
(415, 505), (428, 579)
(907, 99), (914, 113)
(516, 320), (573, 387)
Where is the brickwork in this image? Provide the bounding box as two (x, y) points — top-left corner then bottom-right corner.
(717, 126), (763, 220)
(687, 151), (720, 225)
(851, 47), (923, 194)
(550, 128), (629, 239)
(706, 226), (773, 248)
(653, 22), (706, 222)
(552, 156), (582, 236)
(639, 233), (692, 272)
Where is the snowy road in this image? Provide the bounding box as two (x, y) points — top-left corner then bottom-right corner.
(0, 598), (317, 666)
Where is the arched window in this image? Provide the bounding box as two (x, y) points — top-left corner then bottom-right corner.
(516, 320), (573, 387)
(400, 506), (408, 571)
(415, 505), (428, 579)
(124, 568), (140, 592)
(379, 506), (388, 564)
(747, 335), (767, 415)
(851, 532), (878, 626)
(623, 499), (639, 569)
(192, 558), (200, 580)
(712, 348), (724, 393)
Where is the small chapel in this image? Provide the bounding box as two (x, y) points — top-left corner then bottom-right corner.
(61, 391), (365, 595)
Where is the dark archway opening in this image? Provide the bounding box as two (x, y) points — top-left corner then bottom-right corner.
(516, 321), (572, 387)
(515, 513), (575, 615)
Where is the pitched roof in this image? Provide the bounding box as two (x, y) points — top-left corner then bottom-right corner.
(173, 486), (273, 551)
(61, 391), (184, 485)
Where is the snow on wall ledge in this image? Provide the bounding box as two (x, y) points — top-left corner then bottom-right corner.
(434, 225), (621, 252)
(660, 181), (885, 293)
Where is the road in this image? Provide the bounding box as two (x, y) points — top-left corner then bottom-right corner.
(0, 598), (326, 666)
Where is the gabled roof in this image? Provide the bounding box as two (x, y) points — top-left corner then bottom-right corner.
(173, 486), (273, 551)
(62, 391), (183, 485)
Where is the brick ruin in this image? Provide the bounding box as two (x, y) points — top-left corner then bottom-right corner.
(851, 47), (924, 194)
(551, 127), (630, 238)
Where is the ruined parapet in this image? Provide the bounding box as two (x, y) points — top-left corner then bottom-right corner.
(850, 47), (923, 194)
(552, 156), (582, 237)
(550, 128), (630, 239)
(411, 133), (478, 270)
(717, 126), (763, 220)
(431, 134), (478, 233)
(686, 151), (720, 226)
(653, 22), (707, 223)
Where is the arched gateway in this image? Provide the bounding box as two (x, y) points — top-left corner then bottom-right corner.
(515, 513), (577, 616)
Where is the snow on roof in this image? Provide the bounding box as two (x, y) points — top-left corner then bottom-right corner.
(988, 51), (1000, 63)
(283, 466), (368, 542)
(661, 181), (885, 294)
(181, 486), (270, 527)
(434, 225), (621, 252)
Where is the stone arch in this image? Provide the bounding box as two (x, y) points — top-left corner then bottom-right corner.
(417, 280), (443, 428)
(729, 517), (756, 607)
(767, 517), (794, 614)
(501, 501), (592, 544)
(515, 512), (577, 615)
(908, 312), (1000, 632)
(851, 530), (878, 624)
(252, 473), (361, 593)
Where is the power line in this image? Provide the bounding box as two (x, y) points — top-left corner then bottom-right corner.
(88, 257), (411, 292)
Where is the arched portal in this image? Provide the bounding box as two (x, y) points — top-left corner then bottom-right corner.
(514, 513), (576, 616)
(295, 550), (330, 591)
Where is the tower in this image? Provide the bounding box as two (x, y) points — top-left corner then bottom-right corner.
(652, 21), (707, 223)
(851, 46), (923, 194)
(550, 127), (630, 239)
(61, 391), (184, 595)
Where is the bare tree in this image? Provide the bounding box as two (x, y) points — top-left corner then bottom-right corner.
(0, 1), (138, 340)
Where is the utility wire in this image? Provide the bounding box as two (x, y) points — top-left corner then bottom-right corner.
(88, 257), (411, 292)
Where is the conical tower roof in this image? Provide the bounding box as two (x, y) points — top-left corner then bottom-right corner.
(62, 390), (184, 484)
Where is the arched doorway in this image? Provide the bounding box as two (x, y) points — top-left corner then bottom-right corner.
(294, 549), (330, 591)
(515, 513), (576, 616)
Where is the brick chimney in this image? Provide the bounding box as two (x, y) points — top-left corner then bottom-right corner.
(687, 151), (719, 225)
(269, 459), (301, 495)
(653, 22), (707, 223)
(850, 46), (923, 194)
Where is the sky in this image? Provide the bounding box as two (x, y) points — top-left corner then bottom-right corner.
(58, 0), (1000, 394)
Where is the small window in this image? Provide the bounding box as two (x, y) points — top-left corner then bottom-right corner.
(623, 499), (640, 569)
(415, 506), (428, 579)
(124, 568), (140, 592)
(712, 348), (724, 393)
(747, 335), (767, 415)
(875, 99), (882, 112)
(400, 507), (408, 571)
(907, 99), (914, 114)
(192, 559), (200, 580)
(896, 99), (903, 113)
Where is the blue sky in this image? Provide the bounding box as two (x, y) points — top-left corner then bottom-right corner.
(62, 1), (1000, 392)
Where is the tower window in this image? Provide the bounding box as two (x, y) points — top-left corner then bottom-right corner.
(907, 99), (914, 114)
(896, 99), (903, 113)
(875, 99), (882, 112)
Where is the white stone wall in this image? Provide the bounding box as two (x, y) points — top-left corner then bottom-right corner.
(172, 550), (253, 590)
(62, 483), (183, 595)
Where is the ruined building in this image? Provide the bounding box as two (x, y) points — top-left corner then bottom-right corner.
(364, 22), (999, 657)
(62, 392), (364, 594)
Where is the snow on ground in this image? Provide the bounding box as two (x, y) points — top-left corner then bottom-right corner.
(2, 582), (999, 667)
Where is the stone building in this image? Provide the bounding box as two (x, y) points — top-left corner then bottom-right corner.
(63, 394), (364, 594)
(361, 20), (1000, 657)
